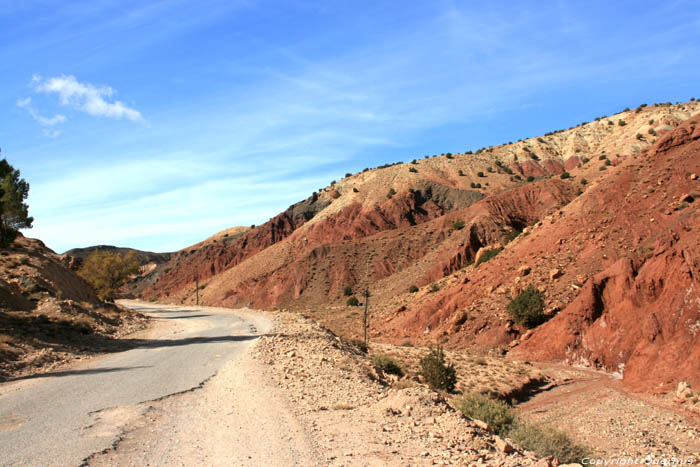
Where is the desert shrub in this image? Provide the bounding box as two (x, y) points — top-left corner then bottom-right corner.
(508, 422), (590, 464)
(487, 166), (494, 173)
(456, 393), (516, 435)
(453, 220), (465, 230)
(526, 175), (535, 182)
(345, 173), (352, 178)
(372, 355), (404, 377)
(636, 133), (643, 140)
(475, 247), (502, 267)
(474, 183), (482, 188)
(446, 153), (454, 159)
(458, 169), (464, 176)
(599, 154), (607, 160)
(605, 159), (612, 166)
(507, 285), (546, 328)
(477, 171), (485, 177)
(582, 157), (590, 163)
(618, 119), (626, 126)
(429, 283), (440, 293)
(387, 188), (396, 199)
(560, 172), (571, 179)
(581, 178), (588, 185)
(503, 229), (521, 244)
(349, 338), (368, 353)
(409, 167), (418, 173)
(600, 166), (607, 171)
(648, 128), (657, 136)
(343, 286), (353, 296)
(419, 345), (456, 392)
(347, 296), (360, 306)
(409, 285), (419, 293)
(608, 120), (614, 125)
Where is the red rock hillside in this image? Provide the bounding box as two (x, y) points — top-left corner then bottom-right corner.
(135, 101), (700, 393)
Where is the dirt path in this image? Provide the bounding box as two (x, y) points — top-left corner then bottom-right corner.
(517, 364), (700, 461)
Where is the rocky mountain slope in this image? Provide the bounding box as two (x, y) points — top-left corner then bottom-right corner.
(0, 234), (147, 380)
(136, 100), (700, 393)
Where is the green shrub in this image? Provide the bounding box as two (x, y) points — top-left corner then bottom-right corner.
(387, 188), (396, 199)
(343, 286), (353, 296)
(458, 169), (464, 176)
(453, 220), (465, 230)
(347, 296), (360, 306)
(526, 175), (535, 182)
(372, 355), (404, 377)
(409, 285), (419, 293)
(507, 285), (546, 328)
(582, 157), (590, 163)
(503, 230), (521, 245)
(477, 171), (485, 177)
(419, 345), (456, 392)
(636, 133), (643, 140)
(618, 119), (626, 126)
(648, 128), (657, 136)
(560, 172), (571, 179)
(475, 247), (502, 267)
(456, 393), (516, 435)
(409, 167), (418, 173)
(581, 178), (588, 185)
(508, 422), (590, 464)
(429, 283), (440, 293)
(446, 153), (454, 159)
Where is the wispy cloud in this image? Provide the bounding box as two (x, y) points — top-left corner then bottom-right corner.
(16, 97), (66, 137)
(32, 75), (144, 122)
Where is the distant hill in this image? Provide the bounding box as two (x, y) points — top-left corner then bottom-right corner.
(63, 245), (172, 265)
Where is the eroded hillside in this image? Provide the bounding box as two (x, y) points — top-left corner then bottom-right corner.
(136, 101), (700, 392)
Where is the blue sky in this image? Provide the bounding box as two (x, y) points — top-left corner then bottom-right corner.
(2, 1), (699, 253)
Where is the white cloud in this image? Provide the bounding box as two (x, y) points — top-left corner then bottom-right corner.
(33, 75), (144, 122)
(16, 97), (66, 137)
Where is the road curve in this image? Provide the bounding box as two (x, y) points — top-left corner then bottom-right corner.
(0, 301), (269, 467)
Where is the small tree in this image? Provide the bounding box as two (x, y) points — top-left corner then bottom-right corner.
(79, 251), (140, 301)
(420, 345), (457, 392)
(0, 154), (34, 247)
(507, 285), (546, 328)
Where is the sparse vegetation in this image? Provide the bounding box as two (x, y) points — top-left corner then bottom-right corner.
(419, 345), (456, 392)
(618, 119), (626, 126)
(452, 220), (465, 230)
(409, 167), (418, 173)
(429, 283), (440, 293)
(409, 285), (419, 293)
(457, 393), (515, 435)
(343, 286), (353, 296)
(581, 178), (588, 185)
(346, 296), (360, 306)
(508, 422), (590, 464)
(477, 171), (485, 178)
(372, 354), (403, 377)
(348, 338), (368, 353)
(560, 171), (571, 179)
(526, 175), (535, 182)
(387, 188), (396, 199)
(507, 285), (546, 328)
(475, 247), (502, 267)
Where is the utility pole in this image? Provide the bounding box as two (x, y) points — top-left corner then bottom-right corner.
(363, 288), (370, 346)
(195, 274), (199, 306)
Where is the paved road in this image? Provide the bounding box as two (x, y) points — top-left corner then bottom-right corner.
(0, 302), (266, 467)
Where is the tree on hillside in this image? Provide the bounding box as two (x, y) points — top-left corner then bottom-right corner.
(0, 150), (34, 248)
(79, 251), (140, 301)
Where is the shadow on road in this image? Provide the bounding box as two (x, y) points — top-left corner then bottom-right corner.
(152, 314), (212, 320)
(133, 334), (259, 349)
(10, 365), (153, 381)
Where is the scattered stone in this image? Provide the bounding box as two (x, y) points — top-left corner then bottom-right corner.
(493, 435), (513, 453)
(549, 268), (563, 281)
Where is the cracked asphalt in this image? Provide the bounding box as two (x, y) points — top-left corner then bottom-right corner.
(0, 301), (266, 467)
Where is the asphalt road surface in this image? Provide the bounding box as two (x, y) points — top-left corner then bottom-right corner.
(0, 302), (267, 467)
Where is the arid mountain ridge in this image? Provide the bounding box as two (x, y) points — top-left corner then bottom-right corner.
(122, 101), (699, 392)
